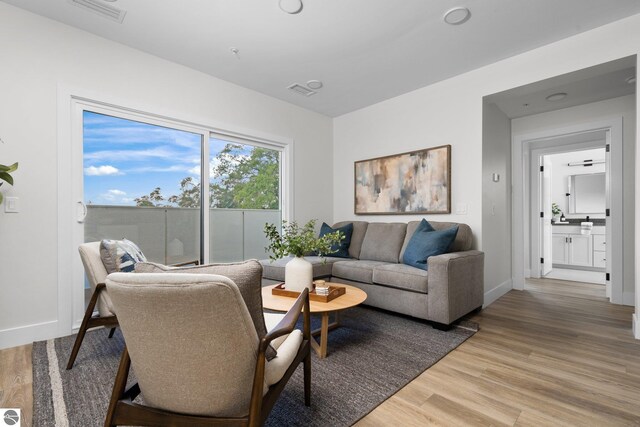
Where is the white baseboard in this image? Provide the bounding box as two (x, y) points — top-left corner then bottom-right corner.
(634, 313), (640, 340)
(0, 320), (59, 350)
(622, 292), (635, 307)
(484, 279), (513, 307)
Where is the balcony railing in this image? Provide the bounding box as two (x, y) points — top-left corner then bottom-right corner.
(84, 205), (281, 265)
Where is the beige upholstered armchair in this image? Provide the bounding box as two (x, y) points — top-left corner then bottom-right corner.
(67, 242), (120, 370)
(68, 242), (199, 370)
(104, 272), (311, 427)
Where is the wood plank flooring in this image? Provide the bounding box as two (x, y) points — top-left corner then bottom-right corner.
(358, 279), (640, 426)
(0, 343), (32, 427)
(1, 278), (638, 427)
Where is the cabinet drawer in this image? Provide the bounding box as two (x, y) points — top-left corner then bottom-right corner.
(593, 235), (606, 251)
(593, 250), (607, 268)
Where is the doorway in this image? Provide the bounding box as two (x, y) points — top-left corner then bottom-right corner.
(514, 118), (623, 304)
(536, 144), (608, 298)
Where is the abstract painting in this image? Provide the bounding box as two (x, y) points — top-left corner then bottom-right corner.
(354, 145), (451, 214)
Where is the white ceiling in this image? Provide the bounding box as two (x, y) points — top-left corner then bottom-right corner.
(489, 56), (636, 118)
(4, 0), (640, 117)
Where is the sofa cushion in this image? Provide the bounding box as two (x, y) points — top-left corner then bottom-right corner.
(260, 256), (342, 282)
(400, 220), (473, 260)
(372, 264), (429, 294)
(403, 225), (459, 270)
(331, 260), (389, 284)
(332, 221), (369, 259)
(359, 223), (407, 263)
(317, 222), (353, 258)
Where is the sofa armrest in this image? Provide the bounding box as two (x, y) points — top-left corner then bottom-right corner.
(427, 250), (484, 325)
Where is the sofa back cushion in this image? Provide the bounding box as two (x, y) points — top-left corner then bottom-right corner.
(332, 221), (369, 259)
(400, 220), (473, 260)
(359, 222), (407, 263)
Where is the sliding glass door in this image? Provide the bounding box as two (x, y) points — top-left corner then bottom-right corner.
(208, 134), (282, 262)
(82, 110), (202, 265)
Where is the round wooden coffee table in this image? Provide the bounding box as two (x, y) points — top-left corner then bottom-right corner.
(262, 283), (367, 359)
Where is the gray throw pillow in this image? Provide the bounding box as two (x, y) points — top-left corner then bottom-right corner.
(100, 239), (147, 274)
(135, 259), (277, 361)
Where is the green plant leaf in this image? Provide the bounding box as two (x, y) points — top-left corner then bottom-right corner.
(0, 162), (18, 173)
(0, 171), (14, 186)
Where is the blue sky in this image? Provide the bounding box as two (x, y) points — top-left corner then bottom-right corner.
(83, 111), (234, 205)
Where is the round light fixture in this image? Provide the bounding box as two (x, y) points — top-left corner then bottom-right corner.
(546, 92), (567, 102)
(279, 0), (303, 14)
(307, 80), (323, 90)
(626, 76), (636, 84)
(443, 7), (471, 25)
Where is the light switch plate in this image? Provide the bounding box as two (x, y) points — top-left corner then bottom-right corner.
(5, 196), (19, 213)
(455, 203), (468, 215)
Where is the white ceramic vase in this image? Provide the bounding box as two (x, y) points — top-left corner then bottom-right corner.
(285, 256), (313, 292)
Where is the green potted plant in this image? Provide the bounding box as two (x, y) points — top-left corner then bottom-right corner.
(264, 219), (344, 292)
(551, 202), (562, 223)
(0, 161), (18, 204)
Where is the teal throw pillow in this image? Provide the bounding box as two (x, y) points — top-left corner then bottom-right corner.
(403, 220), (458, 270)
(318, 222), (353, 258)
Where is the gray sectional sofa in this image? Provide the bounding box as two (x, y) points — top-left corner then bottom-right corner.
(260, 220), (484, 327)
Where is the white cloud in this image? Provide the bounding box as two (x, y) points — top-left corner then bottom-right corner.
(84, 165), (122, 176)
(102, 189), (128, 202)
(188, 165), (201, 176)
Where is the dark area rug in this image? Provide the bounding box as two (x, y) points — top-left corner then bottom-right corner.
(33, 306), (477, 426)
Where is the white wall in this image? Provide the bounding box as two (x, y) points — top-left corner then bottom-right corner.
(333, 13), (640, 315)
(482, 102), (512, 304)
(547, 148), (606, 219)
(0, 3), (333, 348)
(513, 95), (636, 300)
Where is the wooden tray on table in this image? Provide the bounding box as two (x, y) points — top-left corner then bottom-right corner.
(271, 283), (346, 303)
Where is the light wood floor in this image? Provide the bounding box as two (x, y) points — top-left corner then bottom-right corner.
(2, 278), (638, 427)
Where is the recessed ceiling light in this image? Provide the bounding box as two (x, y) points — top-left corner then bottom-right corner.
(546, 92), (567, 102)
(443, 7), (471, 25)
(279, 0), (303, 14)
(626, 76), (636, 84)
(307, 80), (323, 90)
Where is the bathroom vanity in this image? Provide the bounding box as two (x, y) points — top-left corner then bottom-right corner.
(552, 224), (605, 270)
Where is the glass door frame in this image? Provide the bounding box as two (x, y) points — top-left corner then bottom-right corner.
(59, 92), (292, 334)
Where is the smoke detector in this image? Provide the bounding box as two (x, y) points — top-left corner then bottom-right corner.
(288, 83), (316, 97)
(443, 7), (471, 25)
(68, 0), (127, 23)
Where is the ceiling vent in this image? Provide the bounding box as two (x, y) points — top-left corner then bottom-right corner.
(288, 83), (317, 97)
(68, 0), (127, 23)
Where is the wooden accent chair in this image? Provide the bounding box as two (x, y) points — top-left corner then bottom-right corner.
(104, 272), (311, 427)
(67, 242), (198, 370)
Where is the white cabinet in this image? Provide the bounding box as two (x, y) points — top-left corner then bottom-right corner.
(568, 234), (592, 267)
(593, 234), (606, 268)
(552, 225), (604, 270)
(552, 235), (569, 264)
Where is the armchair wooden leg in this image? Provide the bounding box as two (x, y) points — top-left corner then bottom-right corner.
(105, 346), (131, 427)
(67, 286), (101, 370)
(303, 291), (311, 407)
(108, 328), (116, 338)
(303, 350), (311, 407)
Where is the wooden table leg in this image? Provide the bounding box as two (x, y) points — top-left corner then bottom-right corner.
(309, 312), (331, 359)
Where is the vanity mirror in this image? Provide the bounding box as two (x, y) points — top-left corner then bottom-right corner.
(568, 172), (605, 214)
